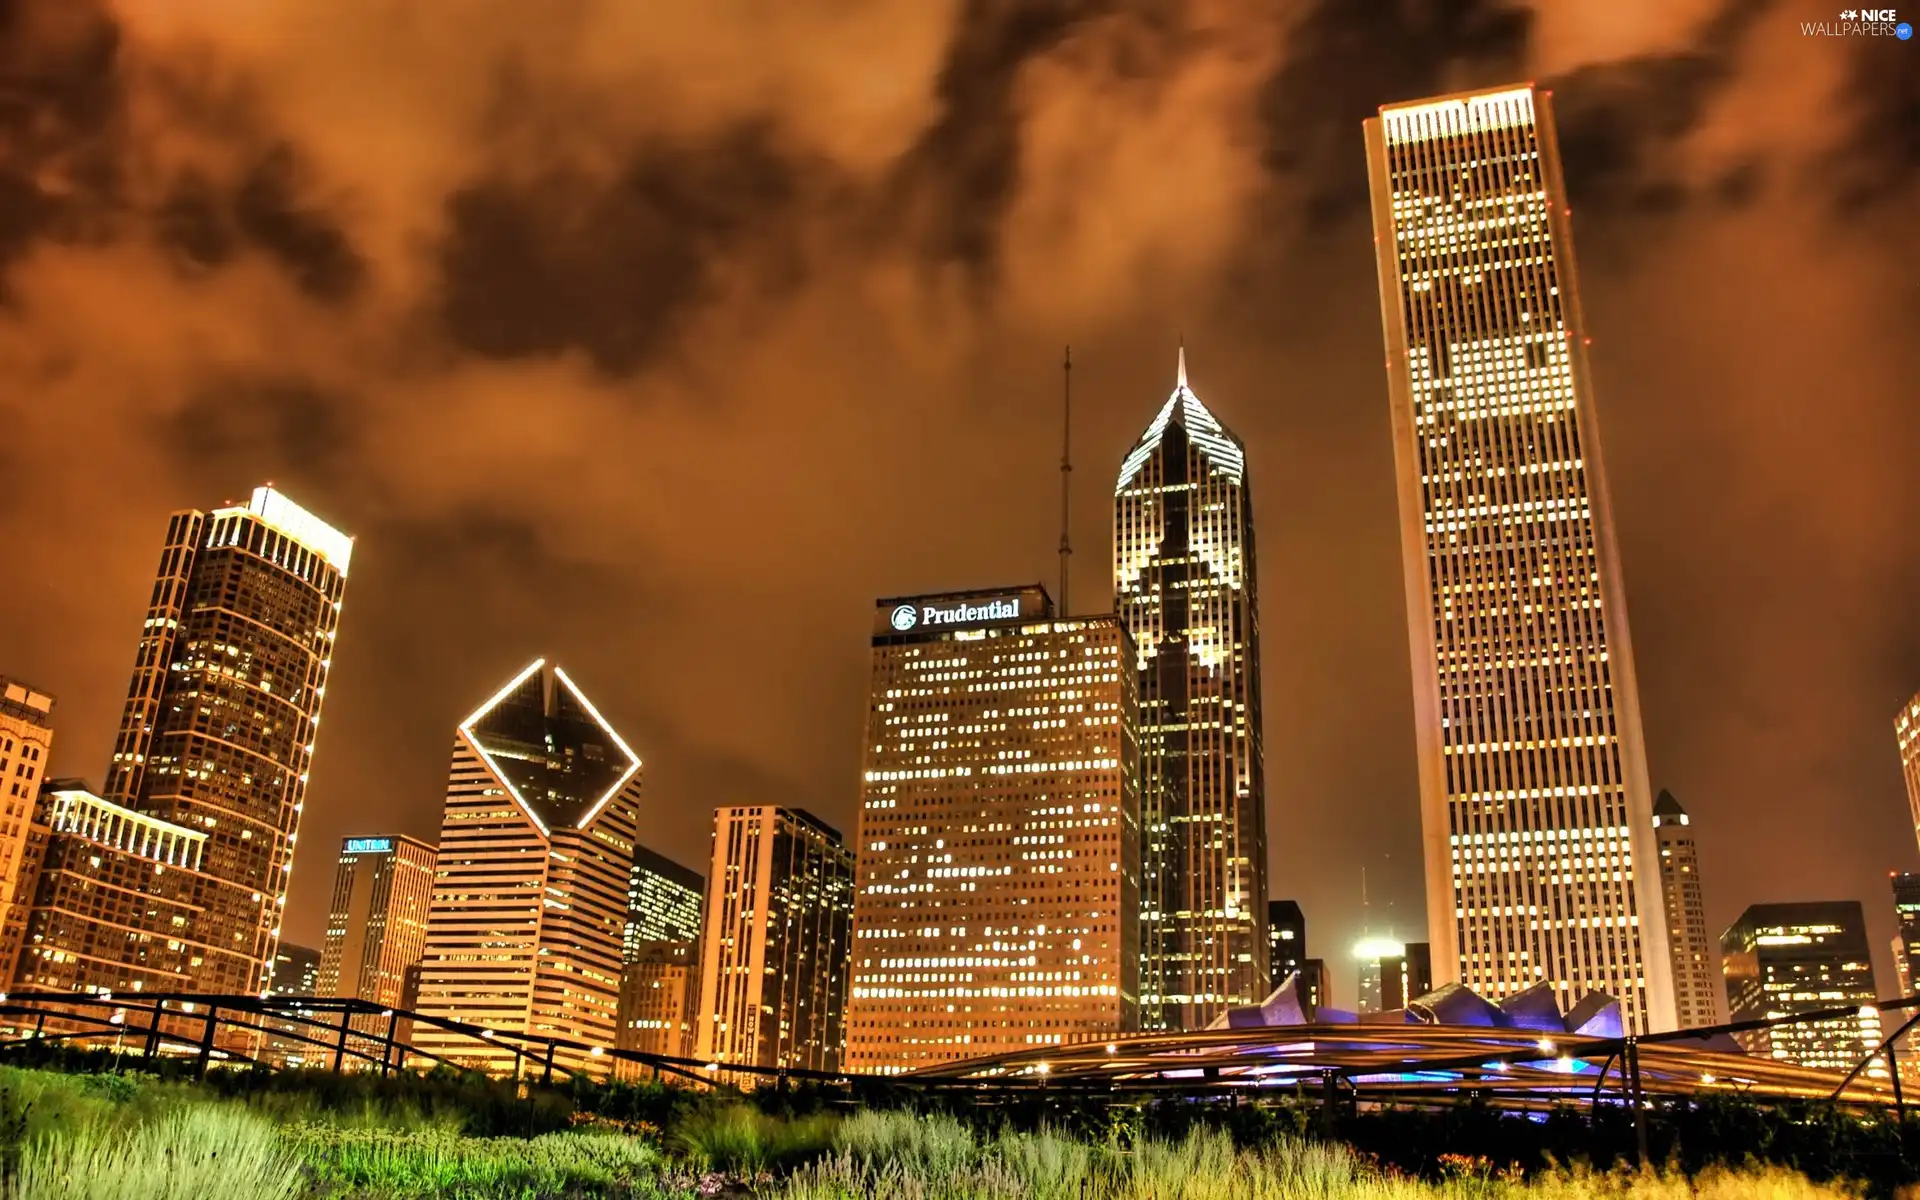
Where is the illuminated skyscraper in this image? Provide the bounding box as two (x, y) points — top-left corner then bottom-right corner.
(318, 835), (436, 1008)
(1722, 902), (1882, 1073)
(270, 942), (322, 996)
(616, 939), (700, 1062)
(1365, 86), (1676, 1031)
(0, 679), (55, 986)
(1114, 352), (1267, 1031)
(23, 488), (352, 1001)
(1899, 692), (1920, 855)
(625, 845), (703, 960)
(413, 660), (641, 1075)
(1356, 939), (1433, 1013)
(1652, 791), (1721, 1028)
(694, 805), (852, 1073)
(846, 586), (1141, 1073)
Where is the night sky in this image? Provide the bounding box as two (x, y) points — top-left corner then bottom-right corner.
(0, 1), (1913, 1010)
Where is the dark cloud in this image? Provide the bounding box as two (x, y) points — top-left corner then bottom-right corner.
(232, 145), (367, 303)
(162, 376), (356, 484)
(889, 0), (1121, 284)
(0, 0), (123, 279)
(1257, 0), (1533, 225)
(438, 118), (819, 376)
(1827, 39), (1920, 212)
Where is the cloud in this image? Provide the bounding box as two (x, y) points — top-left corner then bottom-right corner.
(0, 0), (1912, 1008)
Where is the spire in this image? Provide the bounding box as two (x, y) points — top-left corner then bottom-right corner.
(1176, 341), (1188, 390)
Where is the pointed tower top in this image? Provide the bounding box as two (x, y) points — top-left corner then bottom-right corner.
(1176, 341), (1187, 389)
(1652, 788), (1688, 827)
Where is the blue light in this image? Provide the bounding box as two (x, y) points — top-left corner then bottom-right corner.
(344, 837), (393, 854)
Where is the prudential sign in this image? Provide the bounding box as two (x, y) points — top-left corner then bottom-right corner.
(892, 596), (1022, 631)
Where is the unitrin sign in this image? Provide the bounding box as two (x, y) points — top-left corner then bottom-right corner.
(344, 837), (393, 855)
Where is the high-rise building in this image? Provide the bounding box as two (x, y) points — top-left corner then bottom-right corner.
(694, 805), (852, 1073)
(1653, 791), (1721, 1028)
(90, 486), (352, 998)
(317, 835), (435, 1008)
(1113, 350), (1267, 1031)
(270, 942), (322, 996)
(616, 939), (699, 1063)
(1722, 902), (1882, 1073)
(1296, 958), (1332, 1011)
(1267, 900), (1306, 988)
(1364, 86), (1676, 1032)
(12, 783), (206, 997)
(0, 679), (55, 985)
(846, 586), (1141, 1073)
(1899, 692), (1920, 855)
(625, 845), (703, 960)
(1892, 873), (1920, 998)
(413, 660), (641, 1076)
(1355, 938), (1432, 1013)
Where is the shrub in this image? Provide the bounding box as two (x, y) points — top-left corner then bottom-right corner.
(676, 1105), (838, 1174)
(290, 1125), (666, 1198)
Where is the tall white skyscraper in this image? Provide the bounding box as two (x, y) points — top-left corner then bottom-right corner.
(1364, 84), (1677, 1031)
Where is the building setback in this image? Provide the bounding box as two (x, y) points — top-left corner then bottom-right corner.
(0, 679), (55, 986)
(413, 660), (641, 1076)
(1114, 354), (1268, 1031)
(625, 845), (703, 960)
(694, 806), (852, 1073)
(1653, 791), (1722, 1028)
(846, 586), (1141, 1073)
(318, 834), (436, 1008)
(1364, 86), (1676, 1031)
(1722, 902), (1882, 1074)
(616, 939), (700, 1063)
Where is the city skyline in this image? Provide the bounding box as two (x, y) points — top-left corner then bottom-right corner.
(0, 4), (1913, 1018)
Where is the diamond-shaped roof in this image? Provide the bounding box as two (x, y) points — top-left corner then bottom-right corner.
(459, 660), (640, 834)
(1115, 346), (1246, 492)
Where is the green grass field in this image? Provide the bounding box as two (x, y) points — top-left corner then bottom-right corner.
(0, 1064), (1875, 1198)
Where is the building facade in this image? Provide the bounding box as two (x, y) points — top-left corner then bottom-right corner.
(1364, 86), (1677, 1031)
(413, 660), (641, 1076)
(625, 845), (703, 960)
(271, 942), (322, 995)
(12, 784), (208, 997)
(1900, 692), (1920, 855)
(1267, 900), (1305, 990)
(846, 587), (1141, 1073)
(1893, 873), (1920, 997)
(1354, 939), (1432, 1014)
(1722, 902), (1882, 1074)
(90, 486), (352, 998)
(1653, 791), (1722, 1028)
(694, 806), (852, 1073)
(616, 939), (699, 1062)
(1114, 351), (1267, 1031)
(0, 679), (55, 986)
(318, 834), (436, 1007)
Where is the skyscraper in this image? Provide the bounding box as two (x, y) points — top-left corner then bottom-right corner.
(1652, 791), (1721, 1028)
(846, 586), (1141, 1073)
(318, 835), (436, 1008)
(1890, 873), (1920, 997)
(1722, 902), (1882, 1073)
(694, 805), (852, 1073)
(1899, 692), (1920, 854)
(11, 783), (206, 998)
(413, 660), (641, 1075)
(1357, 940), (1433, 1013)
(1267, 900), (1306, 988)
(616, 939), (700, 1062)
(270, 942), (322, 996)
(100, 486), (353, 997)
(1364, 86), (1676, 1031)
(1113, 351), (1267, 1031)
(625, 845), (703, 960)
(0, 679), (55, 986)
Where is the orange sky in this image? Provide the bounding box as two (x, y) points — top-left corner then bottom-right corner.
(0, 0), (1913, 1007)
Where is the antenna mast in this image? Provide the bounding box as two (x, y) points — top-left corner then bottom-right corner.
(1058, 346), (1073, 617)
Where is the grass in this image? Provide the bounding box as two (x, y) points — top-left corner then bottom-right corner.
(0, 1064), (1886, 1198)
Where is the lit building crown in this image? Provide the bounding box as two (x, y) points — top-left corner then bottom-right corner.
(458, 659), (642, 835)
(212, 486), (354, 575)
(1115, 348), (1246, 493)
